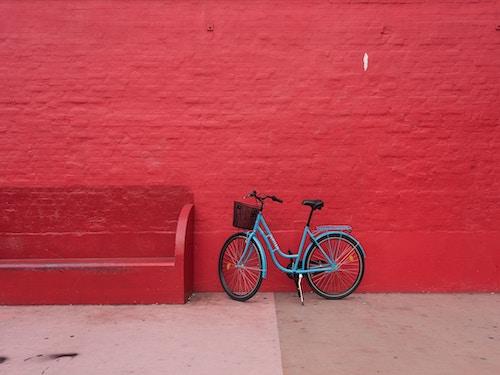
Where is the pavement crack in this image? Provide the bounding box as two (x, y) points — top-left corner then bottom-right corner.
(48, 353), (78, 360)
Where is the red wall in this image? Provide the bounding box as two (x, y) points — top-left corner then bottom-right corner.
(1, 1), (499, 292)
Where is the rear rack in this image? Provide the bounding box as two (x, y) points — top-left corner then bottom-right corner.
(314, 225), (352, 236)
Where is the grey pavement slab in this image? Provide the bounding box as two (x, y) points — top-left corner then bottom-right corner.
(0, 293), (282, 375)
(275, 292), (500, 375)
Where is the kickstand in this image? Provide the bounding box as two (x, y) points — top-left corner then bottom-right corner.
(297, 274), (304, 305)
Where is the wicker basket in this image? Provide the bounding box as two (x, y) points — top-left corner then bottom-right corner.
(233, 201), (259, 230)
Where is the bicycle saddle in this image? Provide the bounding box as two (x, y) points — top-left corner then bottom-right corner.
(302, 200), (324, 210)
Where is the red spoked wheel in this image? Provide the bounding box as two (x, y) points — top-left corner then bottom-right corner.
(305, 233), (364, 299)
(218, 233), (263, 301)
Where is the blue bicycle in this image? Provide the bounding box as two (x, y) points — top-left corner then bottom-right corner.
(218, 191), (366, 304)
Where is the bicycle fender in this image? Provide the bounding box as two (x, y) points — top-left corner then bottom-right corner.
(246, 232), (268, 278)
(306, 231), (366, 259)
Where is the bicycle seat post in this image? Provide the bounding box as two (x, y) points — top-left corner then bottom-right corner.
(306, 207), (314, 227)
(302, 199), (324, 227)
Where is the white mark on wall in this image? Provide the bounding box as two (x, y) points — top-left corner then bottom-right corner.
(363, 52), (368, 71)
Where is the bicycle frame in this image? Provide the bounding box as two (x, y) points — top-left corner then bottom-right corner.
(238, 212), (338, 277)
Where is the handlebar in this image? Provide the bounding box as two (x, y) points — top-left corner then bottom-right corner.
(246, 191), (283, 205)
(270, 195), (283, 203)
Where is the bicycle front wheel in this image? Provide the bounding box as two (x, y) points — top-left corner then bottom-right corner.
(218, 232), (263, 301)
(305, 233), (365, 299)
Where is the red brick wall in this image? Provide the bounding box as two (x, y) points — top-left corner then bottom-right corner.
(1, 1), (499, 292)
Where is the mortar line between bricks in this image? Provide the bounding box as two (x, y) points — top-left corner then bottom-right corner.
(0, 231), (176, 235)
(195, 230), (500, 234)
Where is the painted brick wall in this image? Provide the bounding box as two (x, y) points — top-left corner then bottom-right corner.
(1, 1), (499, 292)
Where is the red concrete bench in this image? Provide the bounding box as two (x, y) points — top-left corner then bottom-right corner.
(0, 186), (194, 304)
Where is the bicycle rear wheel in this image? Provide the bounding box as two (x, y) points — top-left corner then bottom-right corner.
(305, 233), (364, 299)
(218, 233), (263, 301)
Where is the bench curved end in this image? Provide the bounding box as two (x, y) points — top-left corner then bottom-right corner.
(174, 203), (194, 302)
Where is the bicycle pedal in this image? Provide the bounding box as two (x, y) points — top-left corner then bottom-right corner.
(286, 260), (297, 280)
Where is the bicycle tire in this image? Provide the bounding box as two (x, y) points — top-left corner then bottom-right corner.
(305, 233), (365, 299)
(218, 232), (264, 301)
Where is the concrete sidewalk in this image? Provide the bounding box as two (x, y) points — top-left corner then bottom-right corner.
(0, 293), (498, 375)
(275, 293), (499, 375)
